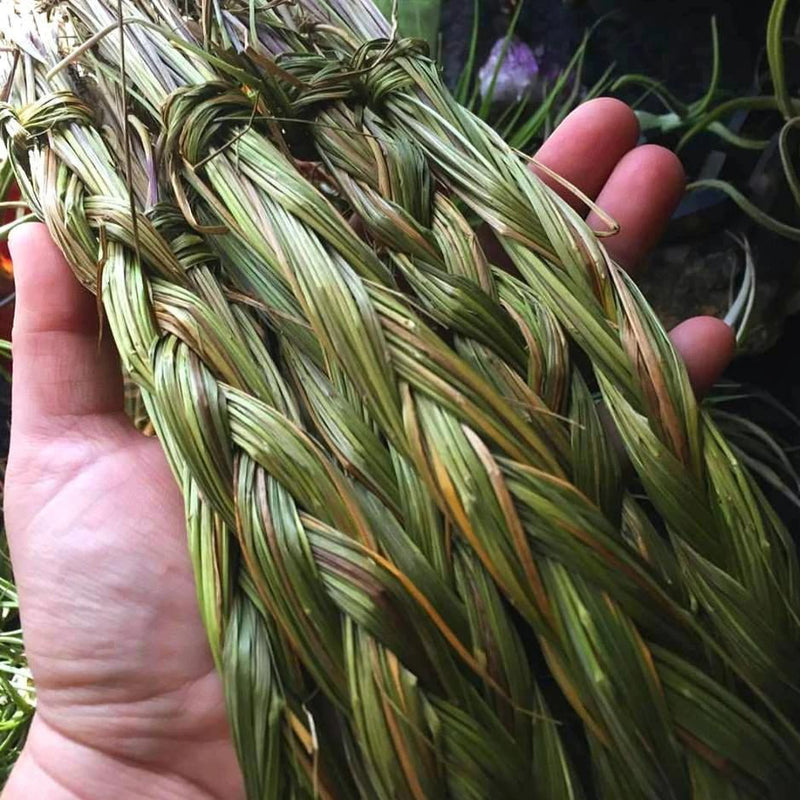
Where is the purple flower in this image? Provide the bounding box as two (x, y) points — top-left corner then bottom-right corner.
(479, 38), (541, 104)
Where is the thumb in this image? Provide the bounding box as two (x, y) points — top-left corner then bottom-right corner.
(8, 223), (123, 437)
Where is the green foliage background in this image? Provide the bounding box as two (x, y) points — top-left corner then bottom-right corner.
(373, 0), (442, 50)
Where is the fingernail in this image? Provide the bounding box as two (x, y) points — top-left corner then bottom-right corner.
(7, 221), (42, 259)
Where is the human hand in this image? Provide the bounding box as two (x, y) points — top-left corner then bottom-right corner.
(1, 98), (732, 799)
(2, 225), (244, 798)
(531, 97), (734, 393)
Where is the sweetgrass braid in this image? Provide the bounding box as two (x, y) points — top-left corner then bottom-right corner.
(260, 0), (800, 704)
(1, 1), (800, 798)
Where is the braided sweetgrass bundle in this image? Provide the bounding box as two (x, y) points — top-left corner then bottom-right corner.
(2, 1), (800, 797)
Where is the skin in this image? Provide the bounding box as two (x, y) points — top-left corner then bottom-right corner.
(2, 99), (734, 799)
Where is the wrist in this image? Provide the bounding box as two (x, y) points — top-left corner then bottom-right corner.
(4, 716), (230, 800)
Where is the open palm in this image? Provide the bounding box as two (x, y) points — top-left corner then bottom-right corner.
(3, 99), (734, 798)
(3, 228), (242, 798)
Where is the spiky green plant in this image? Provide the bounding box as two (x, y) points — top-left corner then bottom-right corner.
(629, 0), (800, 248)
(0, 498), (33, 784)
(1, 1), (799, 798)
(451, 2), (617, 153)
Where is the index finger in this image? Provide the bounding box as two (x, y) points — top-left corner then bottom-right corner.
(533, 98), (640, 213)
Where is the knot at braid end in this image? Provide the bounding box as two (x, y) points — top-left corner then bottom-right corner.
(278, 33), (428, 112)
(348, 37), (428, 107)
(0, 91), (92, 152)
(161, 81), (255, 168)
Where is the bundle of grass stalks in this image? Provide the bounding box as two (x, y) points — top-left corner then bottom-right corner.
(1, 1), (800, 797)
